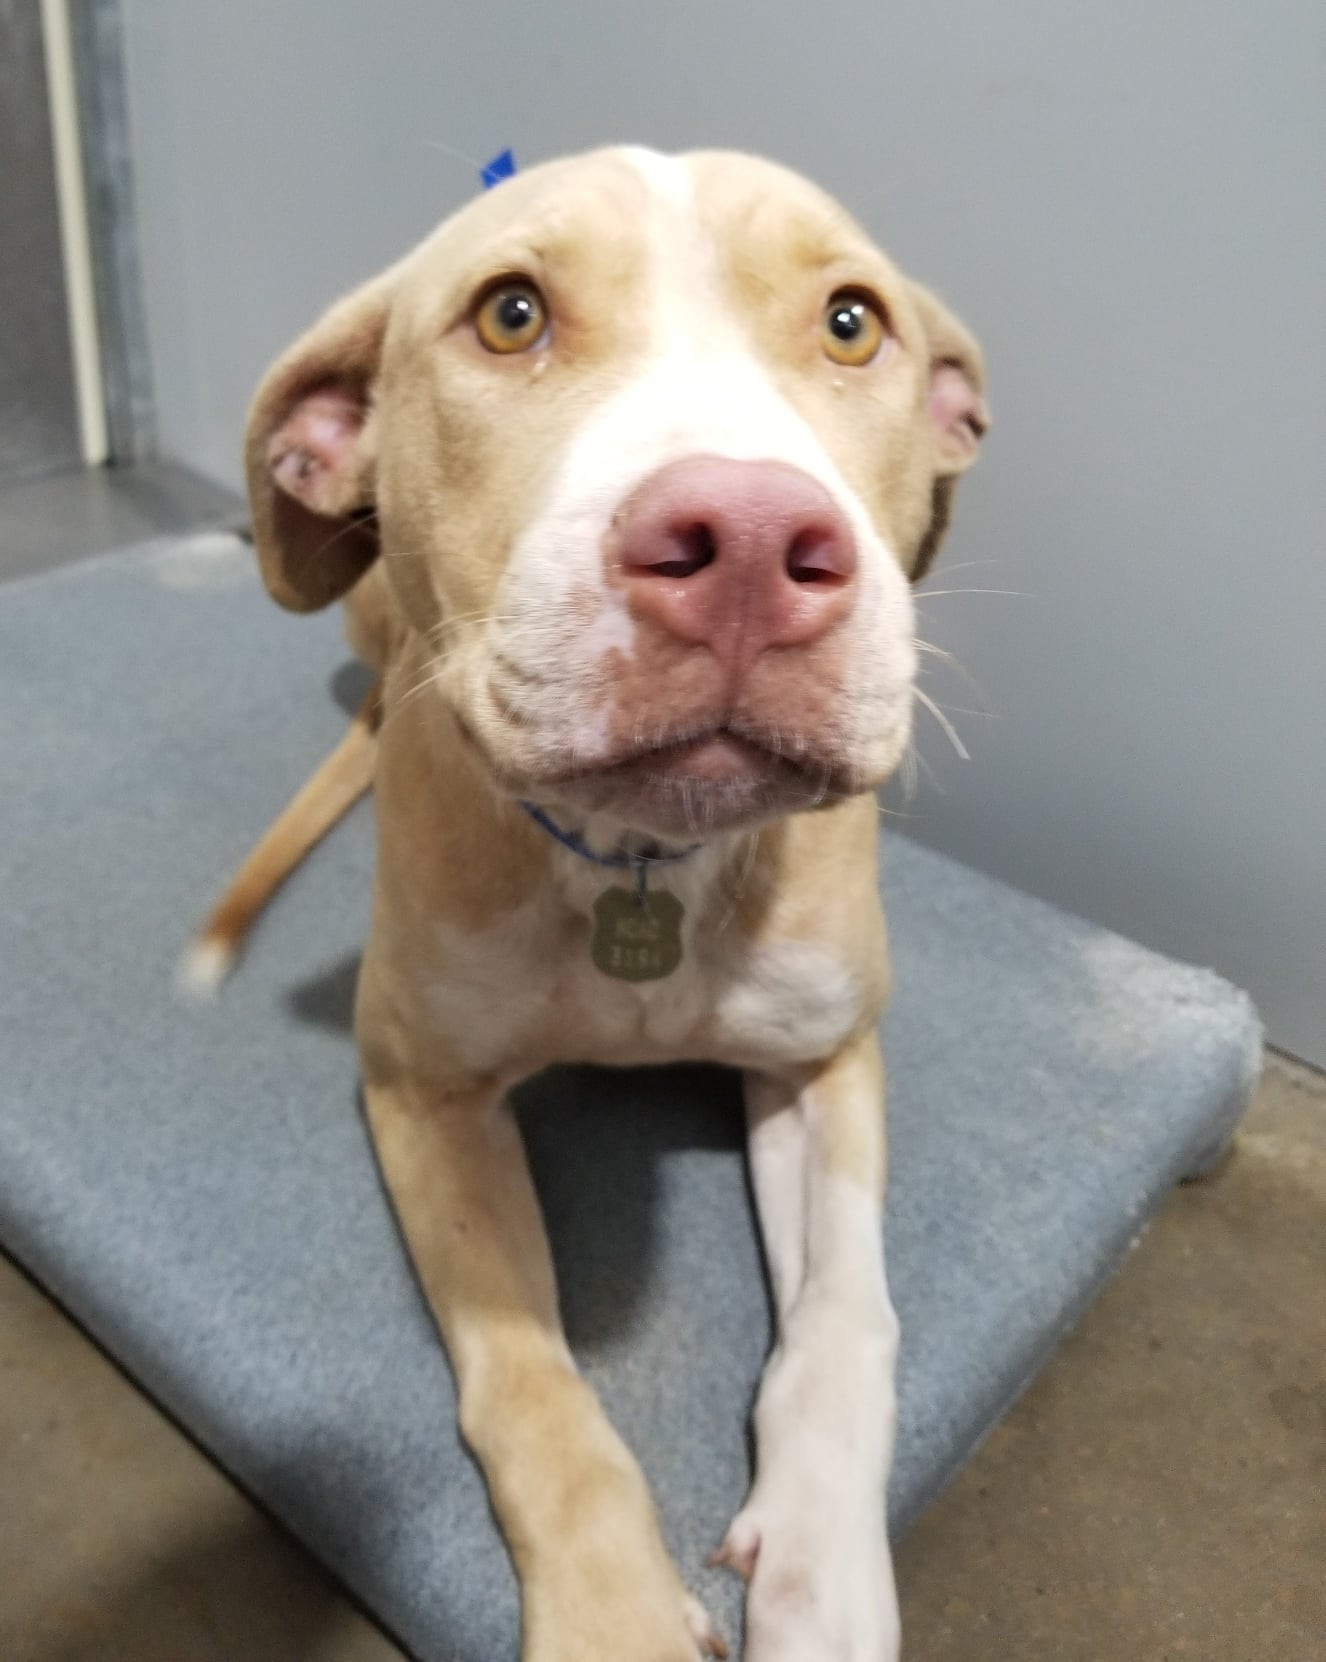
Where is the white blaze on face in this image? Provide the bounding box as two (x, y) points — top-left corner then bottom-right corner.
(485, 147), (917, 773)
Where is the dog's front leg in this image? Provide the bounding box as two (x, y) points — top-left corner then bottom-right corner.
(718, 1030), (901, 1661)
(364, 1074), (721, 1662)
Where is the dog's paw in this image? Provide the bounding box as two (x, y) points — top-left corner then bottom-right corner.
(683, 1591), (728, 1659)
(709, 1508), (762, 1581)
(524, 1559), (725, 1662)
(713, 1494), (899, 1662)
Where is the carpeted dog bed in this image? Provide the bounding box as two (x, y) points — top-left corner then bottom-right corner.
(0, 531), (1261, 1659)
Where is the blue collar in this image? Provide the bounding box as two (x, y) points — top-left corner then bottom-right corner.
(519, 800), (701, 887)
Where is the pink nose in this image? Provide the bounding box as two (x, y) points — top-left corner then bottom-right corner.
(613, 457), (857, 672)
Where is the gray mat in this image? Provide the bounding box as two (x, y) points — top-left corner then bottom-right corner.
(0, 533), (1261, 1660)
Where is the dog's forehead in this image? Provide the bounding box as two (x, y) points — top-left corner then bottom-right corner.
(682, 149), (885, 267)
(402, 146), (895, 307)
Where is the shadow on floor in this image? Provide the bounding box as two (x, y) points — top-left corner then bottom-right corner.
(285, 944), (755, 1354)
(288, 950), (362, 1033)
(331, 658), (375, 718)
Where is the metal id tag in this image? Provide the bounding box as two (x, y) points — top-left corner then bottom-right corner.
(590, 886), (684, 982)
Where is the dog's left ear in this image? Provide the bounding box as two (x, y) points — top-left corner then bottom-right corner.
(245, 266), (400, 612)
(908, 283), (989, 582)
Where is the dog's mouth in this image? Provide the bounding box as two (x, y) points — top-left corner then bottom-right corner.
(455, 662), (881, 837)
(537, 722), (859, 836)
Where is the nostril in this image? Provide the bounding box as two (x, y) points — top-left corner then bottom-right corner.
(786, 526), (853, 587)
(645, 520), (717, 580)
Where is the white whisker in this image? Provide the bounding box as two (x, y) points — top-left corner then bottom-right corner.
(913, 635), (993, 712)
(913, 587), (1026, 599)
(913, 688), (969, 761)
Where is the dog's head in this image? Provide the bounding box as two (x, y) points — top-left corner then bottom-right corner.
(247, 148), (987, 839)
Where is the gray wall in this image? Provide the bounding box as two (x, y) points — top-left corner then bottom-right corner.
(1, 0), (81, 482)
(119, 0), (1326, 1064)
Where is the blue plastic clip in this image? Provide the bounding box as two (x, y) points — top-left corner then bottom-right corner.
(480, 149), (517, 190)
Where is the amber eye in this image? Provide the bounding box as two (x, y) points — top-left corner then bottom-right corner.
(474, 280), (548, 354)
(822, 290), (887, 367)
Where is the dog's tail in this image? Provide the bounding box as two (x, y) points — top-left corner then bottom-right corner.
(180, 680), (381, 996)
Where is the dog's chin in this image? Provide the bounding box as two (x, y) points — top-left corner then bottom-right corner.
(534, 731), (859, 841)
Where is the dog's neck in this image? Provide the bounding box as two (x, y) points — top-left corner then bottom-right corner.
(525, 799), (761, 923)
(519, 800), (702, 873)
(387, 669), (774, 933)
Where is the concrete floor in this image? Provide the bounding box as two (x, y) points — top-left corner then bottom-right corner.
(895, 1050), (1326, 1661)
(1, 1052), (1321, 1660)
(0, 461), (242, 584)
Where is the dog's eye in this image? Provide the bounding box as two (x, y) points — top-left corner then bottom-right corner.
(475, 281), (548, 354)
(822, 290), (887, 367)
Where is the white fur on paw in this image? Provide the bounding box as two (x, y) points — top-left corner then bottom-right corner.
(709, 1511), (761, 1581)
(715, 1498), (900, 1662)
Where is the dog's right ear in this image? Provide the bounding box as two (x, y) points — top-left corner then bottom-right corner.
(245, 268), (398, 611)
(906, 282), (990, 584)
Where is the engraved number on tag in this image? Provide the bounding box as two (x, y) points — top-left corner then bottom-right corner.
(590, 887), (685, 982)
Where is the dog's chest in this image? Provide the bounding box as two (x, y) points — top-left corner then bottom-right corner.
(424, 892), (861, 1077)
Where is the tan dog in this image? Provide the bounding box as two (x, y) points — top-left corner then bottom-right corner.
(192, 146), (987, 1662)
